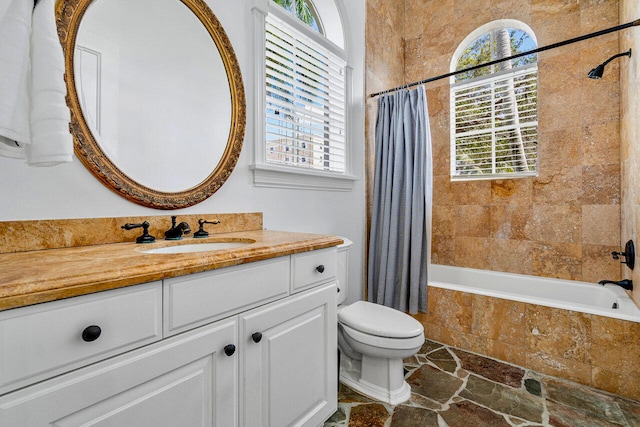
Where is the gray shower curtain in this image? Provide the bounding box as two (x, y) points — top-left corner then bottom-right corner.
(368, 86), (432, 314)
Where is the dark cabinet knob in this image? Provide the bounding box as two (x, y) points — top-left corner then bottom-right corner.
(316, 265), (325, 273)
(82, 325), (101, 342)
(252, 332), (263, 343)
(224, 344), (236, 356)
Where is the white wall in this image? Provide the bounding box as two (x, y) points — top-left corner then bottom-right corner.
(0, 0), (366, 304)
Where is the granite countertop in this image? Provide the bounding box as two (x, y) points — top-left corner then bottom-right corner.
(0, 230), (342, 312)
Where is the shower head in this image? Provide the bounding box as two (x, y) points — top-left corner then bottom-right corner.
(588, 48), (632, 79)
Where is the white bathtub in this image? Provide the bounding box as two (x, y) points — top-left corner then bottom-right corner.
(429, 264), (640, 322)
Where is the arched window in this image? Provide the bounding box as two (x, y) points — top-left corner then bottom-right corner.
(254, 0), (354, 191)
(450, 20), (538, 180)
(272, 0), (323, 33)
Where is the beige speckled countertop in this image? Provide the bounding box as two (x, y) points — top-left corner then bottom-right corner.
(0, 230), (342, 312)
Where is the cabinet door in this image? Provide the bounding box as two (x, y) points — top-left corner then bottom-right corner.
(241, 283), (337, 427)
(0, 318), (238, 427)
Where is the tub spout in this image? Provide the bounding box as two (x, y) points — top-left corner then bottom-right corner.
(598, 279), (633, 291)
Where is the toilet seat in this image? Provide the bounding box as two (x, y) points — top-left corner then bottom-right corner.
(338, 301), (423, 339)
(340, 323), (425, 350)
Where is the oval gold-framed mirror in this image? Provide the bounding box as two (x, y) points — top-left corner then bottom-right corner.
(56, 0), (245, 209)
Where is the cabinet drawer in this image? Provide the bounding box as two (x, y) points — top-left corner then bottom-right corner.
(291, 247), (337, 292)
(0, 282), (162, 395)
(164, 257), (290, 336)
(0, 317), (237, 427)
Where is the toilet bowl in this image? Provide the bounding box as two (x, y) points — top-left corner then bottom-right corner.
(336, 239), (424, 405)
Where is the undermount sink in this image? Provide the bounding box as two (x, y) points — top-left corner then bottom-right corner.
(140, 240), (254, 254)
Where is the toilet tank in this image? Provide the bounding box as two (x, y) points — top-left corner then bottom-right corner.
(337, 237), (353, 305)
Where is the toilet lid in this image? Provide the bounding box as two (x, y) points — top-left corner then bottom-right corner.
(338, 301), (424, 339)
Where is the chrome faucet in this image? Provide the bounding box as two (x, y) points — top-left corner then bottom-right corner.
(164, 216), (191, 240)
(598, 279), (633, 291)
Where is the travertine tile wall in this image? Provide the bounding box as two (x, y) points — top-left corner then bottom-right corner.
(0, 213), (263, 253)
(620, 0), (640, 307)
(365, 0), (405, 298)
(413, 287), (640, 401)
(365, 0), (623, 283)
(366, 0), (639, 401)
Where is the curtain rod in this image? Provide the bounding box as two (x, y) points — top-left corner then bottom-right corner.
(369, 18), (640, 98)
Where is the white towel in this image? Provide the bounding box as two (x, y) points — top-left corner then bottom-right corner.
(0, 0), (73, 166)
(26, 0), (73, 166)
(0, 0), (33, 159)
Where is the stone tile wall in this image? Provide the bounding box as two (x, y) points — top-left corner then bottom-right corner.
(413, 287), (640, 401)
(0, 213), (263, 253)
(620, 1), (640, 308)
(365, 0), (640, 403)
(424, 0), (621, 282)
(364, 0), (405, 298)
(366, 0), (623, 283)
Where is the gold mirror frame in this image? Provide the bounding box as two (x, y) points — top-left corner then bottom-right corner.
(55, 0), (246, 209)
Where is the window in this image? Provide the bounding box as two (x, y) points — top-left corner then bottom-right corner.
(253, 0), (355, 191)
(271, 0), (323, 33)
(450, 21), (538, 180)
(265, 7), (346, 173)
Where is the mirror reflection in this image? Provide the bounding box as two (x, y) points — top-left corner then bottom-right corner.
(57, 0), (245, 209)
(74, 0), (231, 192)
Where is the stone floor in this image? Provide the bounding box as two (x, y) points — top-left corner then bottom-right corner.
(323, 340), (640, 427)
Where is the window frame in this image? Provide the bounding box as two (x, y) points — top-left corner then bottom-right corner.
(252, 1), (357, 191)
(449, 20), (539, 182)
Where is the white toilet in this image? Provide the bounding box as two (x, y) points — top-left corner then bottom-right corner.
(336, 238), (424, 405)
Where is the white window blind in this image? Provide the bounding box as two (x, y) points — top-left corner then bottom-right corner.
(451, 64), (538, 180)
(265, 15), (346, 173)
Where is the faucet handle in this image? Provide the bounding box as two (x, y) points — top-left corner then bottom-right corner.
(194, 219), (221, 238)
(611, 240), (635, 270)
(121, 221), (155, 244)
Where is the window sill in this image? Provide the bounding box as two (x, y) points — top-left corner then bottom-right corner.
(251, 163), (358, 191)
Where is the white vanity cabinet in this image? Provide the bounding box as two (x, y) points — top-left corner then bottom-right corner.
(0, 248), (338, 427)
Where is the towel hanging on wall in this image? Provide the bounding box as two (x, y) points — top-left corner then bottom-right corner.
(0, 0), (73, 166)
(0, 0), (32, 157)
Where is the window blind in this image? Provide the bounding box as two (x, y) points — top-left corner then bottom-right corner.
(451, 64), (538, 180)
(265, 15), (346, 173)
